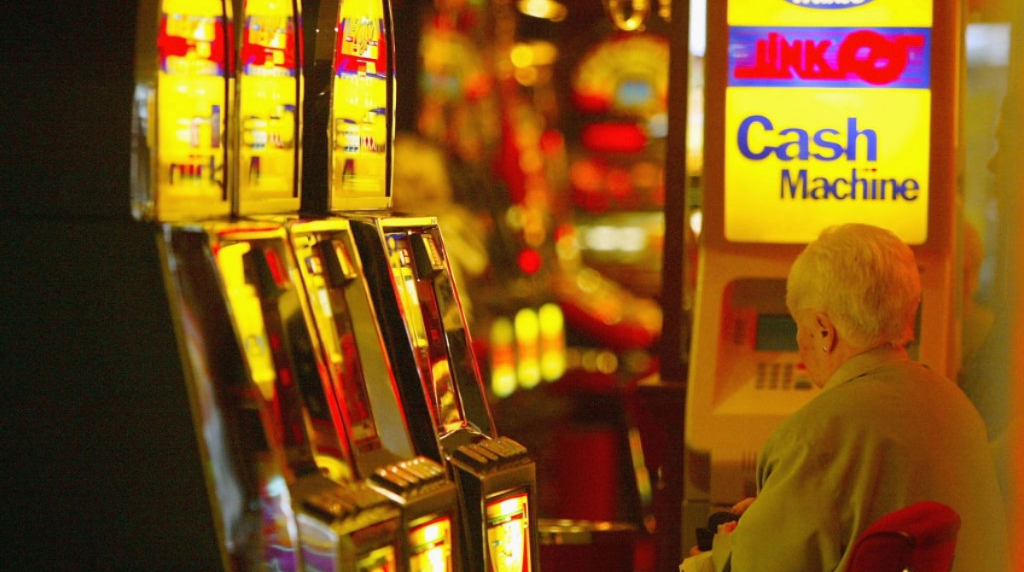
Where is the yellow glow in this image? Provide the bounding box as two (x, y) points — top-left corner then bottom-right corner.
(487, 493), (528, 520)
(538, 303), (566, 382)
(237, 1), (300, 204)
(485, 494), (530, 572)
(516, 0), (567, 22)
(409, 518), (452, 572)
(510, 42), (559, 68)
(331, 0), (389, 203)
(490, 318), (517, 398)
(215, 242), (278, 399)
(515, 309), (541, 389)
(155, 2), (227, 213)
(510, 45), (533, 68)
(356, 544), (397, 572)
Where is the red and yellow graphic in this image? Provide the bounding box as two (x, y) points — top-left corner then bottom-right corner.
(331, 0), (390, 204)
(237, 0), (300, 207)
(155, 0), (229, 210)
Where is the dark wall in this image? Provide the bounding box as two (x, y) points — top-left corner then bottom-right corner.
(2, 2), (138, 220)
(1, 4), (224, 569)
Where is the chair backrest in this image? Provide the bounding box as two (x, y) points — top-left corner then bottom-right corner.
(846, 501), (961, 572)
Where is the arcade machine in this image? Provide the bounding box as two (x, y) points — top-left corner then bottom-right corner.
(681, 0), (961, 553)
(132, 0), (410, 569)
(290, 0), (542, 568)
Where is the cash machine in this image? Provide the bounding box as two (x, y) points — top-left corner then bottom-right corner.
(681, 0), (960, 552)
(294, 0), (541, 568)
(132, 0), (417, 569)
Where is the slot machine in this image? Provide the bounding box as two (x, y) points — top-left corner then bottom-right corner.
(347, 217), (540, 572)
(131, 0), (415, 569)
(294, 0), (542, 569)
(161, 223), (404, 572)
(286, 219), (463, 572)
(286, 0), (466, 569)
(680, 0), (961, 553)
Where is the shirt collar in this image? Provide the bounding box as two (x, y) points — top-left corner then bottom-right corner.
(821, 344), (910, 393)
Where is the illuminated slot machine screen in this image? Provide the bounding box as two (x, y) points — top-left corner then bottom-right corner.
(141, 0), (231, 220)
(485, 492), (532, 572)
(408, 516), (455, 572)
(357, 544), (398, 572)
(237, 0), (301, 212)
(331, 0), (391, 207)
(384, 231), (468, 435)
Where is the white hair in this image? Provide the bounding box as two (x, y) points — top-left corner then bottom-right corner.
(786, 223), (921, 348)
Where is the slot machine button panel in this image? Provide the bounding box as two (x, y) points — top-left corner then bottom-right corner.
(371, 466), (415, 494)
(477, 438), (521, 462)
(452, 445), (492, 472)
(305, 489), (358, 520)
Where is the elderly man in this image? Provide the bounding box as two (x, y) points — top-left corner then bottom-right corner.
(704, 223), (1008, 571)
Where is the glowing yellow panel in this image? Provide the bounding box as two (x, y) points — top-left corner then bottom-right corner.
(155, 1), (229, 213)
(237, 0), (300, 209)
(486, 493), (531, 572)
(724, 87), (930, 245)
(331, 0), (390, 203)
(357, 544), (397, 572)
(409, 517), (454, 572)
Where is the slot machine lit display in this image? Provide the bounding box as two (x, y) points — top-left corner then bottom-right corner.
(236, 0), (302, 215)
(567, 33), (669, 298)
(286, 219), (461, 572)
(681, 0), (958, 554)
(133, 0), (232, 221)
(408, 516), (454, 571)
(485, 492), (531, 572)
(331, 0), (391, 209)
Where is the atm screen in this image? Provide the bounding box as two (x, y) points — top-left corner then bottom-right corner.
(485, 491), (531, 572)
(408, 516), (454, 572)
(754, 314), (798, 352)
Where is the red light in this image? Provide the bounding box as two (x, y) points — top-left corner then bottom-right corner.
(263, 248), (288, 286)
(540, 130), (565, 155)
(581, 123), (647, 154)
(517, 249), (543, 275)
(278, 368), (293, 387)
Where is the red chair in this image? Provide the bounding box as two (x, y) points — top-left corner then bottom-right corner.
(846, 501), (961, 572)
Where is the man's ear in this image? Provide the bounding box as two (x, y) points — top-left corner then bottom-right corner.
(815, 312), (836, 346)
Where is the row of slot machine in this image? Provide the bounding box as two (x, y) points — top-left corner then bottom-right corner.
(131, 0), (539, 570)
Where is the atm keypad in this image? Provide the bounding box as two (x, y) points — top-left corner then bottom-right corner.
(755, 361), (813, 390)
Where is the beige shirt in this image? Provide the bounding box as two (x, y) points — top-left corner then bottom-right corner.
(712, 346), (1008, 571)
